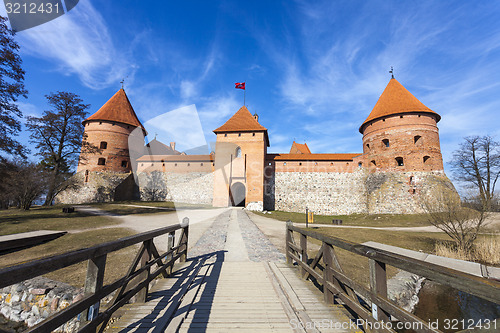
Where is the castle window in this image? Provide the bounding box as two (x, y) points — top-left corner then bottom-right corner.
(84, 170), (89, 183)
(371, 160), (376, 166)
(187, 163), (190, 166)
(224, 133), (227, 137)
(268, 162), (271, 166)
(395, 157), (404, 166)
(99, 122), (102, 125)
(366, 143), (370, 149)
(141, 163), (144, 166)
(175, 163), (177, 167)
(409, 176), (415, 185)
(252, 133), (255, 136)
(330, 162), (334, 166)
(98, 158), (106, 166)
(236, 147), (242, 158)
(423, 156), (430, 163)
(100, 141), (107, 149)
(400, 115), (403, 118)
(382, 139), (390, 147)
(358, 162), (362, 167)
(414, 135), (422, 144)
(121, 160), (128, 168)
(201, 163), (204, 166)
(315, 162), (318, 165)
(299, 162), (302, 166)
(162, 163), (165, 167)
(283, 162), (286, 166)
(151, 163), (153, 166)
(238, 133), (241, 137)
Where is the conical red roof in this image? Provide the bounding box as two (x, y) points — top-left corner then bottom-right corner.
(213, 106), (267, 133)
(84, 89), (145, 129)
(359, 79), (440, 133)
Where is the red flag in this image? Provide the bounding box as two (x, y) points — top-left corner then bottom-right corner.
(235, 82), (245, 90)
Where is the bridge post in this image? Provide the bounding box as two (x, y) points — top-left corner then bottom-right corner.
(369, 259), (389, 322)
(180, 217), (189, 262)
(300, 233), (308, 278)
(285, 221), (292, 264)
(323, 243), (334, 304)
(136, 240), (152, 303)
(166, 231), (175, 275)
(82, 254), (106, 326)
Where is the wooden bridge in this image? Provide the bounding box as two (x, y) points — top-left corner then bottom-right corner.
(1, 212), (499, 333)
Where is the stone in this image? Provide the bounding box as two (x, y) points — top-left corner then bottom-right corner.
(51, 297), (60, 311)
(31, 305), (40, 316)
(41, 309), (50, 318)
(38, 298), (49, 308)
(20, 311), (30, 321)
(30, 288), (48, 295)
(72, 293), (83, 303)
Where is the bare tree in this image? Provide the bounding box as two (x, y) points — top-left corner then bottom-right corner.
(1, 160), (47, 210)
(422, 179), (487, 254)
(26, 91), (95, 205)
(450, 136), (500, 210)
(141, 171), (167, 201)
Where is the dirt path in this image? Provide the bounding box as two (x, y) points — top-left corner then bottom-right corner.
(72, 205), (230, 252)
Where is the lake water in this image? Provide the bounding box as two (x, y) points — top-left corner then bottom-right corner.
(413, 280), (500, 332)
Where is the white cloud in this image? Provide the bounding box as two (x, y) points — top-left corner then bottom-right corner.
(13, 0), (131, 89)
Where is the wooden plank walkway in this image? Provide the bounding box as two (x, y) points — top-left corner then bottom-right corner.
(106, 260), (361, 332)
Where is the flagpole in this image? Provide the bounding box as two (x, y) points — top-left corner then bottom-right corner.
(244, 89), (246, 106)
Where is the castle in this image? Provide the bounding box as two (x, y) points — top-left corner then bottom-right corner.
(58, 78), (453, 215)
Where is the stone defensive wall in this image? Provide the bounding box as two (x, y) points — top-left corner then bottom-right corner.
(266, 167), (454, 215)
(56, 171), (138, 204)
(136, 171), (214, 204)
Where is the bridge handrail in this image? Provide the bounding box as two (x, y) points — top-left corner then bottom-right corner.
(0, 218), (190, 333)
(286, 222), (500, 333)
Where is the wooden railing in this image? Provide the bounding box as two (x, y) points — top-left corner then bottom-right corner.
(0, 218), (189, 333)
(286, 222), (500, 333)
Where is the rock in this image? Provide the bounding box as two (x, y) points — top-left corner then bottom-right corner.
(30, 288), (48, 295)
(1, 307), (11, 318)
(20, 311), (30, 321)
(51, 297), (60, 311)
(41, 309), (50, 318)
(11, 293), (21, 303)
(59, 300), (70, 310)
(72, 293), (83, 304)
(38, 298), (49, 308)
(27, 316), (41, 327)
(9, 311), (21, 322)
(31, 305), (40, 316)
(21, 291), (28, 302)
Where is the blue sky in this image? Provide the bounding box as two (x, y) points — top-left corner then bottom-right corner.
(3, 0), (500, 177)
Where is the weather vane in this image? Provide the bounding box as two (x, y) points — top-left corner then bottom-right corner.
(389, 66), (394, 79)
(120, 76), (129, 89)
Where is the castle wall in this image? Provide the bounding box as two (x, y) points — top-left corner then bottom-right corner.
(56, 171), (138, 204)
(137, 172), (213, 204)
(272, 160), (358, 173)
(269, 169), (454, 215)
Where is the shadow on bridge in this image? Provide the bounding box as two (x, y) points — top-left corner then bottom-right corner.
(117, 250), (226, 332)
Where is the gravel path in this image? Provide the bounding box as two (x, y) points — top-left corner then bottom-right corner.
(188, 208), (285, 262)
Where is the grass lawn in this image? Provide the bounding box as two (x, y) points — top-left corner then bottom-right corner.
(90, 201), (212, 215)
(0, 205), (119, 236)
(0, 228), (139, 287)
(256, 210), (432, 227)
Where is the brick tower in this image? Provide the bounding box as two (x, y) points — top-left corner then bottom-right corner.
(212, 106), (269, 210)
(77, 89), (146, 173)
(359, 78), (443, 172)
